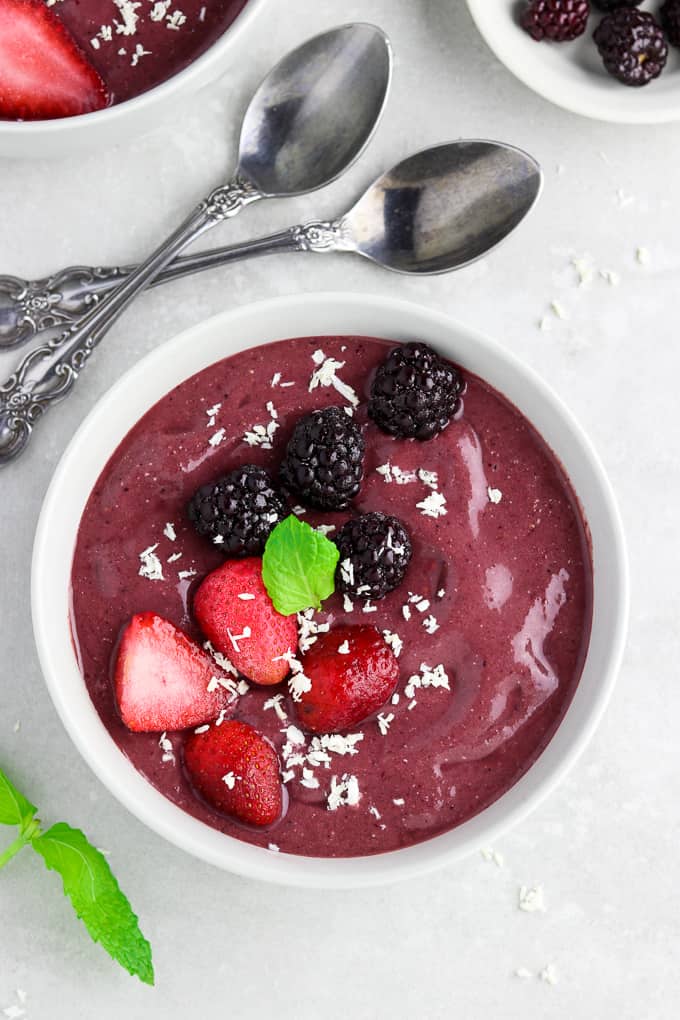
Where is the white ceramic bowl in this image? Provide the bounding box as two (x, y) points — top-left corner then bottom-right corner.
(32, 292), (628, 887)
(0, 0), (266, 159)
(466, 0), (680, 124)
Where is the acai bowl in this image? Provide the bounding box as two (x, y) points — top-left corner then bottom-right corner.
(0, 0), (265, 158)
(32, 293), (628, 887)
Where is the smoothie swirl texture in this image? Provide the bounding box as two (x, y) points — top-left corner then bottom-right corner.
(70, 335), (592, 858)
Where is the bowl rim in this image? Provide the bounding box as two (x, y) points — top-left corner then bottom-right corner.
(0, 0), (267, 137)
(465, 0), (680, 125)
(31, 292), (629, 888)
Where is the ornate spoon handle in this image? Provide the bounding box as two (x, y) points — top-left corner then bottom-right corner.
(0, 174), (261, 466)
(0, 220), (346, 350)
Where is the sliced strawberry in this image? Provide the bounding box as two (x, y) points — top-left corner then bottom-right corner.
(184, 720), (282, 827)
(114, 613), (234, 733)
(295, 625), (399, 734)
(0, 0), (108, 122)
(193, 558), (298, 686)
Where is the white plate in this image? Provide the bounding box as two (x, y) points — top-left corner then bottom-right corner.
(466, 0), (680, 124)
(32, 292), (629, 887)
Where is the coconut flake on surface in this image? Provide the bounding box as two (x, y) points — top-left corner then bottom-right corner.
(203, 640), (238, 676)
(297, 609), (330, 653)
(227, 627), (251, 653)
(416, 491), (447, 519)
(519, 884), (546, 913)
(327, 774), (361, 811)
(514, 968), (533, 980)
(377, 713), (394, 736)
(243, 402), (279, 449)
(480, 848), (505, 868)
(382, 630), (403, 657)
(158, 732), (175, 763)
(539, 963), (559, 986)
(138, 544), (164, 581)
(308, 348), (359, 407)
(263, 693), (288, 723)
(405, 663), (450, 699)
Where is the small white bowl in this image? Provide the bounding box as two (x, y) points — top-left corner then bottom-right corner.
(466, 0), (680, 124)
(0, 0), (266, 159)
(32, 292), (628, 887)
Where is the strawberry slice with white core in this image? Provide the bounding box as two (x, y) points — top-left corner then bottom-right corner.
(0, 0), (108, 122)
(115, 613), (234, 733)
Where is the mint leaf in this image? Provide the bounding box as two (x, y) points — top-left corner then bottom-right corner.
(262, 514), (339, 615)
(0, 766), (37, 829)
(32, 823), (154, 986)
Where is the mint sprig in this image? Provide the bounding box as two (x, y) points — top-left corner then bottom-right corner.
(0, 765), (154, 985)
(262, 514), (339, 616)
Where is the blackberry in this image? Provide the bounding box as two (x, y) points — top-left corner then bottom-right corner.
(368, 342), (463, 441)
(593, 1), (641, 11)
(594, 9), (667, 85)
(187, 464), (286, 556)
(520, 0), (590, 42)
(661, 0), (680, 48)
(280, 406), (365, 510)
(335, 513), (412, 600)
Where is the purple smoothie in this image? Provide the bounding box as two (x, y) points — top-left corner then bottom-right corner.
(38, 1), (248, 110)
(70, 336), (592, 857)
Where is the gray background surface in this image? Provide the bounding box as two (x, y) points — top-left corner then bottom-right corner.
(1, 1), (678, 1016)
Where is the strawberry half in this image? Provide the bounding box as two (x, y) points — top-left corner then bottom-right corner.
(0, 0), (108, 121)
(184, 720), (282, 826)
(295, 625), (400, 733)
(114, 613), (234, 733)
(193, 558), (298, 686)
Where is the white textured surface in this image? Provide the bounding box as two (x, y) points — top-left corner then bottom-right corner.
(0, 1), (678, 1016)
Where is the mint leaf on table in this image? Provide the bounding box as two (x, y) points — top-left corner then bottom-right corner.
(262, 514), (339, 616)
(0, 768), (37, 828)
(0, 765), (154, 986)
(32, 823), (154, 986)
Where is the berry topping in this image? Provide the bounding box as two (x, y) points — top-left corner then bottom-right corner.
(335, 512), (412, 600)
(661, 0), (680, 48)
(593, 9), (668, 85)
(368, 343), (463, 441)
(280, 406), (365, 510)
(193, 558), (298, 686)
(0, 0), (108, 121)
(295, 626), (399, 733)
(184, 720), (282, 827)
(188, 464), (286, 557)
(114, 613), (234, 733)
(520, 0), (590, 42)
(593, 1), (642, 11)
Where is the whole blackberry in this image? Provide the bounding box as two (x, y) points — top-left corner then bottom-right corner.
(593, 0), (641, 10)
(188, 464), (286, 556)
(594, 9), (667, 85)
(280, 406), (365, 510)
(368, 342), (463, 441)
(520, 0), (590, 42)
(661, 0), (680, 48)
(335, 513), (412, 600)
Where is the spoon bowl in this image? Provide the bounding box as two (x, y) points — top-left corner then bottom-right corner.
(238, 23), (392, 196)
(343, 141), (542, 274)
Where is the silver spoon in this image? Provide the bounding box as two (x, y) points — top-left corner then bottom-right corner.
(0, 23), (391, 466)
(0, 141), (541, 346)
